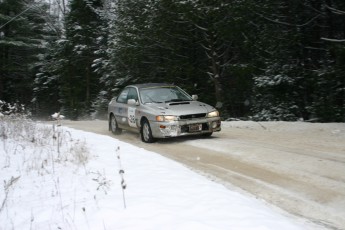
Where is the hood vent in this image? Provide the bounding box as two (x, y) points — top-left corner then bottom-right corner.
(169, 102), (190, 106)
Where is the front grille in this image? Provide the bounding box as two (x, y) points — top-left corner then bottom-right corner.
(179, 113), (206, 120)
(181, 123), (209, 133)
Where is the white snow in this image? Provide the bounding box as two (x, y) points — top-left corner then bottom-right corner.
(51, 112), (65, 120)
(0, 121), (321, 230)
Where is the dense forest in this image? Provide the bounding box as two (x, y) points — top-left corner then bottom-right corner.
(1, 0), (344, 121)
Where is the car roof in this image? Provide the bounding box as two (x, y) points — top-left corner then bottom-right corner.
(128, 83), (175, 89)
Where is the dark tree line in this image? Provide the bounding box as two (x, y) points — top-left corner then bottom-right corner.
(0, 0), (51, 106)
(1, 0), (344, 121)
(250, 0), (345, 121)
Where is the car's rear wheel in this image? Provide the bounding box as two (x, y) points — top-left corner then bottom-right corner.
(110, 114), (122, 135)
(141, 119), (155, 143)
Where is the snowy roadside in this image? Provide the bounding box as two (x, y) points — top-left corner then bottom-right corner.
(0, 120), (323, 229)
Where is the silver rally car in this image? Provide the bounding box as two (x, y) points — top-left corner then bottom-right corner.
(108, 83), (221, 143)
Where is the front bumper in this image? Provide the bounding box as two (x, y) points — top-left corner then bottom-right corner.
(150, 117), (221, 138)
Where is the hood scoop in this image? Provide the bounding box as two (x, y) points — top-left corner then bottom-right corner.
(168, 102), (190, 106)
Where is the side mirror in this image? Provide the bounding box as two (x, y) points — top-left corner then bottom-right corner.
(109, 97), (117, 104)
(127, 99), (139, 106)
(192, 95), (198, 101)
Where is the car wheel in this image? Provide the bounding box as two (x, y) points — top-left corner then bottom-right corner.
(110, 114), (122, 135)
(141, 119), (155, 143)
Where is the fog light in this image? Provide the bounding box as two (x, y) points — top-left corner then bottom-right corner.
(212, 121), (218, 129)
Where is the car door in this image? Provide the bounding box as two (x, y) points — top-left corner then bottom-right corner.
(114, 87), (139, 130)
(114, 87), (130, 128)
(126, 87), (139, 129)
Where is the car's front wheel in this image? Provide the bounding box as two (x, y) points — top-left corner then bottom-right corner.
(110, 114), (122, 135)
(141, 119), (155, 143)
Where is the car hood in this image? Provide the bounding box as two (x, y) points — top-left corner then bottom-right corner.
(145, 101), (216, 116)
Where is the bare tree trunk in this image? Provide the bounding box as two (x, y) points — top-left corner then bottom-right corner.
(86, 66), (90, 109)
(0, 31), (9, 101)
(62, 0), (66, 14)
(0, 75), (3, 100)
(207, 31), (223, 108)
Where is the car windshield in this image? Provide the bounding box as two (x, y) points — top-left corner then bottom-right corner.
(140, 86), (193, 104)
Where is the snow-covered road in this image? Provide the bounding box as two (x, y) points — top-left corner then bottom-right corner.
(61, 120), (345, 230)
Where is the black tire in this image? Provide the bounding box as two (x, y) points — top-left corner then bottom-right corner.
(109, 114), (122, 135)
(141, 119), (155, 143)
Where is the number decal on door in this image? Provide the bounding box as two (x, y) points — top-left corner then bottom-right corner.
(128, 107), (137, 127)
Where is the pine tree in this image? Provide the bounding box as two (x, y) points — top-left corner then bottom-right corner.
(33, 37), (66, 117)
(61, 0), (106, 119)
(250, 0), (345, 121)
(0, 0), (51, 106)
(106, 0), (255, 116)
(31, 0), (66, 117)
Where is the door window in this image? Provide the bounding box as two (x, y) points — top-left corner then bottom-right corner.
(117, 88), (130, 103)
(127, 87), (139, 102)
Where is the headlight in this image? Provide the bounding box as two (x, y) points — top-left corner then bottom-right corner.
(156, 115), (178, 122)
(207, 110), (219, 118)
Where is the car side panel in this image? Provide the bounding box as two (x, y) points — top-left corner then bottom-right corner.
(114, 103), (127, 127)
(113, 101), (142, 133)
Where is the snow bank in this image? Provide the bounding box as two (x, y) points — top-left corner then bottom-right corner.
(0, 121), (320, 229)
